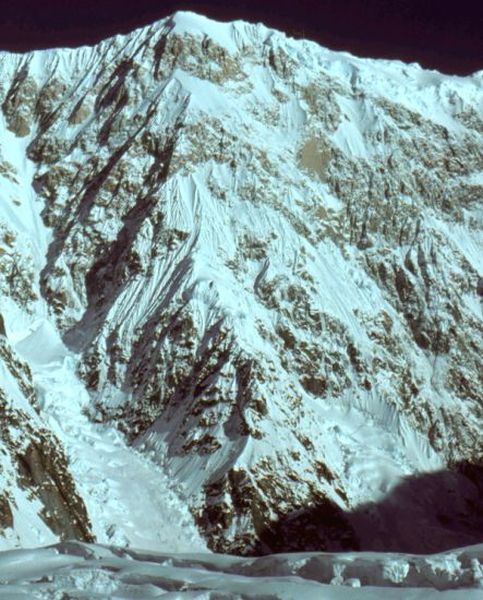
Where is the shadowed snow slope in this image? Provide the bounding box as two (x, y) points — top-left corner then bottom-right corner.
(0, 8), (481, 586)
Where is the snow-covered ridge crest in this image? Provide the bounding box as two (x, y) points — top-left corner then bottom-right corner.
(1, 540), (482, 597)
(0, 7), (481, 571)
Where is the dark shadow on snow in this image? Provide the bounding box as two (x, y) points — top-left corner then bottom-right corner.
(252, 461), (483, 555)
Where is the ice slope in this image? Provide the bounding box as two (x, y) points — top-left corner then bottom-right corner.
(0, 89), (206, 552)
(13, 319), (206, 552)
(0, 541), (481, 598)
(0, 9), (482, 556)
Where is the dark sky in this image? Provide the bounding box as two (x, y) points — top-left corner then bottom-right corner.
(0, 0), (481, 75)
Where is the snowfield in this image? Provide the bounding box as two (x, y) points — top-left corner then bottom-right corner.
(0, 541), (482, 598)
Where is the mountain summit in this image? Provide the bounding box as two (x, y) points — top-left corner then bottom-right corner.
(0, 10), (481, 561)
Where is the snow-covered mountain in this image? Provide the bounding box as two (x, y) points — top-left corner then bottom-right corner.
(0, 7), (481, 584)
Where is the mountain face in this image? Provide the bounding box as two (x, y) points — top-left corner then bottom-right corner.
(0, 11), (482, 557)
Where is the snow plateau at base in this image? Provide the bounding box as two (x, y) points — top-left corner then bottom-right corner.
(0, 540), (482, 598)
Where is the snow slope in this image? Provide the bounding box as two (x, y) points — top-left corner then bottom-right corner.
(13, 318), (206, 552)
(0, 37), (206, 551)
